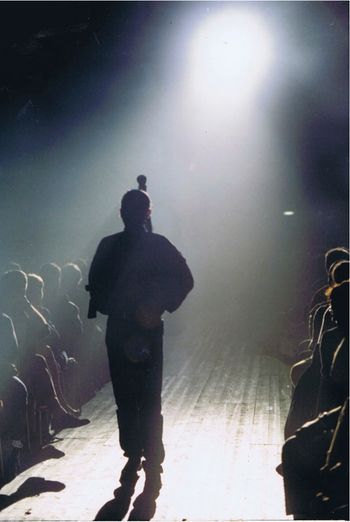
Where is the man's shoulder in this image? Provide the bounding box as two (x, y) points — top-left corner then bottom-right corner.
(146, 233), (178, 251)
(147, 232), (171, 244)
(95, 233), (124, 253)
(99, 232), (123, 245)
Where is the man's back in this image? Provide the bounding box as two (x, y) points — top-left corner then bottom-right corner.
(88, 229), (193, 320)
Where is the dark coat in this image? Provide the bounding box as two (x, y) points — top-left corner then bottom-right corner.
(87, 229), (194, 319)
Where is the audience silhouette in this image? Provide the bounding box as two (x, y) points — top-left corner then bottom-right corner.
(281, 248), (349, 520)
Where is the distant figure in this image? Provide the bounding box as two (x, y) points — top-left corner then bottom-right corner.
(87, 187), (193, 492)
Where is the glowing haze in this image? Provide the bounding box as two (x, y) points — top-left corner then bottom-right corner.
(188, 9), (274, 108)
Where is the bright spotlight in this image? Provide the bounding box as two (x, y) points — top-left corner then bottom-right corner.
(188, 9), (274, 106)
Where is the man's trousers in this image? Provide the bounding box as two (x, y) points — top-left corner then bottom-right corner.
(106, 316), (165, 467)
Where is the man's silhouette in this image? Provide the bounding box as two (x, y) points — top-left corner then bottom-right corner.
(88, 188), (193, 489)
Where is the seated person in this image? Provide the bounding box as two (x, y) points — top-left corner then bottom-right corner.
(40, 263), (84, 409)
(282, 405), (342, 519)
(317, 281), (349, 416)
(285, 254), (349, 438)
(0, 312), (28, 477)
(26, 273), (79, 416)
(40, 263), (83, 361)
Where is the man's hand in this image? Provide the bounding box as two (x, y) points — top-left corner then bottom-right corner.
(135, 303), (163, 329)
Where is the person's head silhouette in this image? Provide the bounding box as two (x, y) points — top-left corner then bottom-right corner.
(40, 262), (61, 298)
(120, 189), (151, 230)
(0, 269), (28, 310)
(325, 247), (349, 274)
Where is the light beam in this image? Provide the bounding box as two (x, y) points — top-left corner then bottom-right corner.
(188, 9), (274, 108)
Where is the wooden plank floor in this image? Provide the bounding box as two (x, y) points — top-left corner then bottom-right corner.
(0, 325), (292, 521)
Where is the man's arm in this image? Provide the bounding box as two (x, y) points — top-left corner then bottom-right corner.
(137, 237), (194, 329)
(161, 243), (194, 313)
(86, 237), (112, 318)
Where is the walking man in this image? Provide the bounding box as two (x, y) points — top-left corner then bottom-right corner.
(87, 187), (193, 492)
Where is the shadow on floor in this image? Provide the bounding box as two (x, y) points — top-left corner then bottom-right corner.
(0, 476), (65, 512)
(94, 459), (142, 522)
(128, 489), (158, 521)
(0, 443), (65, 489)
(22, 444), (65, 470)
(127, 468), (162, 521)
(95, 481), (137, 521)
(95, 463), (162, 521)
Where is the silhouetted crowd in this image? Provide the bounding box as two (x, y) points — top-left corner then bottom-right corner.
(281, 247), (349, 520)
(0, 259), (109, 482)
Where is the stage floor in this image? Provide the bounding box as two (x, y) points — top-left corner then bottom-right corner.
(0, 326), (292, 521)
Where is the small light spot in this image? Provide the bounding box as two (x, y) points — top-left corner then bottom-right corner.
(283, 211), (295, 216)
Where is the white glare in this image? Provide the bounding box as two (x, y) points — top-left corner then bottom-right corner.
(188, 9), (274, 106)
(283, 211), (295, 216)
